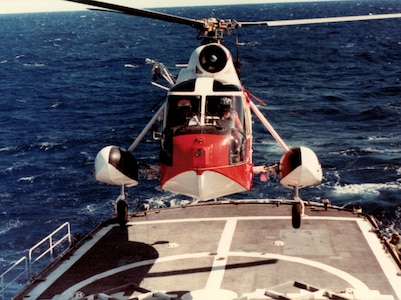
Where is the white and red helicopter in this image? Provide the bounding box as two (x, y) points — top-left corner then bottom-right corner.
(67, 0), (401, 228)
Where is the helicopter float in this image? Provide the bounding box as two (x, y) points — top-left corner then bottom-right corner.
(66, 0), (401, 228)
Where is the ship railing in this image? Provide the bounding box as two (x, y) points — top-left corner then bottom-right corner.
(0, 257), (28, 300)
(28, 221), (72, 276)
(0, 222), (71, 300)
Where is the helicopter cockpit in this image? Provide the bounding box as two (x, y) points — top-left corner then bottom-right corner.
(166, 95), (244, 129)
(161, 89), (248, 166)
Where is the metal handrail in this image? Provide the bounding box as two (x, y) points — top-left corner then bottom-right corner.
(0, 257), (28, 300)
(0, 222), (72, 300)
(28, 222), (71, 276)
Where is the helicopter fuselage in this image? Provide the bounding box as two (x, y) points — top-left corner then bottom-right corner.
(159, 44), (254, 199)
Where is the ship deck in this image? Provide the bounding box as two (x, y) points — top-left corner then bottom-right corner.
(16, 200), (401, 300)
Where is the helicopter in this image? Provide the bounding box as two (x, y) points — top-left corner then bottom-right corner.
(66, 0), (401, 228)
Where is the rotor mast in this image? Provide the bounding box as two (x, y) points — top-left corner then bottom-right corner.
(198, 17), (240, 43)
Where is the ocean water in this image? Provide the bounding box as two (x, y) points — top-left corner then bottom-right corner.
(1, 0), (401, 290)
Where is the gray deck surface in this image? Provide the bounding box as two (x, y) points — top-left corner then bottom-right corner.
(18, 202), (401, 299)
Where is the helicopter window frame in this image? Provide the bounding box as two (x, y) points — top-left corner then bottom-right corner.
(213, 80), (241, 92)
(170, 79), (196, 92)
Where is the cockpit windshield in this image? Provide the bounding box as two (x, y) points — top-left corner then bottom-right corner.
(162, 94), (246, 165)
(165, 94), (244, 133)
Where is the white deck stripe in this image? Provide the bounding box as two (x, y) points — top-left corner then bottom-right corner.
(357, 219), (401, 299)
(128, 215), (358, 226)
(205, 218), (237, 290)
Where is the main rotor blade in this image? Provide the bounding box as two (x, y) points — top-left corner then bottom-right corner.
(65, 0), (205, 29)
(239, 13), (401, 27)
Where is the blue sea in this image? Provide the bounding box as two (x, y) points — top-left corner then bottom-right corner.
(1, 0), (401, 290)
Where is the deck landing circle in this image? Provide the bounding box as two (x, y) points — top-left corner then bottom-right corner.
(60, 251), (369, 298)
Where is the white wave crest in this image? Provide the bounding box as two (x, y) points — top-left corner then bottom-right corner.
(0, 219), (23, 235)
(124, 64), (138, 68)
(332, 181), (401, 197)
(23, 63), (45, 67)
(17, 176), (35, 183)
(39, 141), (60, 150)
(0, 146), (17, 152)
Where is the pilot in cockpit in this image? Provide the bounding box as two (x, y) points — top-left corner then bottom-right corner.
(177, 99), (199, 126)
(218, 97), (244, 159)
(219, 97), (242, 130)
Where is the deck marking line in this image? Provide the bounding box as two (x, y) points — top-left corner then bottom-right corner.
(59, 253), (211, 300)
(59, 251), (372, 299)
(205, 218), (237, 290)
(356, 219), (401, 299)
(128, 216), (358, 226)
(228, 251), (371, 292)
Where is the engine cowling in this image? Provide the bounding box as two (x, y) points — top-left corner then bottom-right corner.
(279, 146), (322, 189)
(175, 43), (240, 85)
(94, 146), (139, 187)
(198, 44), (228, 73)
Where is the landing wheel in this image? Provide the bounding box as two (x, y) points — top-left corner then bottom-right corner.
(292, 202), (302, 229)
(116, 199), (128, 227)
